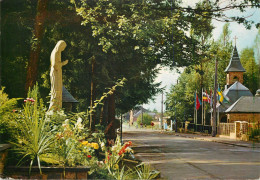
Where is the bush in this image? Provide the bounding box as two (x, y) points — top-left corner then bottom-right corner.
(137, 113), (153, 125)
(249, 128), (260, 139)
(0, 87), (21, 143)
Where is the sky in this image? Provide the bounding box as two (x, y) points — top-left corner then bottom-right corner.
(144, 1), (260, 112)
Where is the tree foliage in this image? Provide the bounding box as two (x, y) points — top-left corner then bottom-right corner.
(1, 0), (259, 133)
(137, 113), (153, 125)
(240, 48), (259, 94)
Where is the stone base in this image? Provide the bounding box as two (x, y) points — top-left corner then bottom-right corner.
(230, 132), (237, 139)
(240, 134), (249, 141)
(4, 166), (90, 179)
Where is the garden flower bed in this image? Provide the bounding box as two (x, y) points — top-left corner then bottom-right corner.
(1, 85), (160, 179)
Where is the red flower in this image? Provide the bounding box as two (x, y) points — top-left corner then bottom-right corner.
(87, 155), (92, 158)
(12, 109), (17, 113)
(118, 150), (123, 156)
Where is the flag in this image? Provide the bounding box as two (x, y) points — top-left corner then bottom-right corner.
(195, 93), (202, 110)
(202, 90), (211, 103)
(210, 90), (213, 107)
(202, 91), (208, 102)
(217, 87), (224, 103)
(206, 90), (211, 103)
(217, 87), (230, 104)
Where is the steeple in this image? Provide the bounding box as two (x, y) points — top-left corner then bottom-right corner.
(224, 46), (246, 72)
(225, 45), (246, 87)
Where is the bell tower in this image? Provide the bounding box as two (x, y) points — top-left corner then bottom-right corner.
(224, 45), (245, 88)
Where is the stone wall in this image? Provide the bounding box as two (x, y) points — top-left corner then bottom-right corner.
(226, 72), (243, 85)
(227, 113), (260, 123)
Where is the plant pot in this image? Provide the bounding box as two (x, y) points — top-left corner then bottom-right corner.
(4, 166), (90, 179)
(0, 144), (11, 177)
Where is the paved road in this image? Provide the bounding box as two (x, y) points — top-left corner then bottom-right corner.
(123, 130), (260, 180)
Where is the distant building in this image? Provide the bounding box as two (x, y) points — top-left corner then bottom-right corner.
(128, 106), (157, 125)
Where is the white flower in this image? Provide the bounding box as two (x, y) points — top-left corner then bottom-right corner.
(74, 117), (84, 130)
(65, 119), (70, 124)
(77, 117), (82, 123)
(125, 147), (133, 153)
(111, 145), (117, 152)
(100, 142), (106, 151)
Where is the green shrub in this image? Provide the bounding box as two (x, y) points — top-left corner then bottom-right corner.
(137, 113), (153, 125)
(0, 87), (21, 143)
(249, 128), (260, 139)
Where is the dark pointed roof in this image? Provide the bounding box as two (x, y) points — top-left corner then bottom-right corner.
(224, 46), (246, 72)
(62, 86), (79, 103)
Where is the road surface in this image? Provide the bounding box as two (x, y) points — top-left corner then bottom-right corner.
(123, 130), (260, 180)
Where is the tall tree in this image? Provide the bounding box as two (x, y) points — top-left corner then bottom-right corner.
(240, 48), (259, 94)
(25, 0), (48, 93)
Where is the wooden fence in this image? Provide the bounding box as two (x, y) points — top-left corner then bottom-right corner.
(219, 123), (235, 136)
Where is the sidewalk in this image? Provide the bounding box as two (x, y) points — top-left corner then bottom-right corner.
(162, 131), (260, 148)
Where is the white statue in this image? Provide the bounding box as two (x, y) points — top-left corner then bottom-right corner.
(48, 40), (68, 111)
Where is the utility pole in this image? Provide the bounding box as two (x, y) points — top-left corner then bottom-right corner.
(161, 92), (164, 129)
(212, 57), (218, 137)
(141, 104), (143, 124)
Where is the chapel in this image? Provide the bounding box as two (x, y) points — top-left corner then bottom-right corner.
(217, 45), (260, 123)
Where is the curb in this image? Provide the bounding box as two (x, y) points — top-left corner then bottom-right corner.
(158, 131), (260, 148)
(175, 134), (260, 148)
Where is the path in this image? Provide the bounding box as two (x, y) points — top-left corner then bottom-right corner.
(123, 129), (260, 179)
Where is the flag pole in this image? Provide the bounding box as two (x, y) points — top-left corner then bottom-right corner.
(195, 90), (197, 132)
(194, 94), (196, 131)
(202, 88), (204, 132)
(204, 90), (206, 127)
(212, 56), (218, 137)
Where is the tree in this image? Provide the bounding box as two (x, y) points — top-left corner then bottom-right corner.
(166, 23), (234, 123)
(137, 113), (153, 126)
(1, 0), (259, 139)
(25, 0), (49, 93)
(240, 48), (259, 94)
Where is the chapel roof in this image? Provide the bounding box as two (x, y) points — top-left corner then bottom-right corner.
(62, 86), (79, 103)
(214, 81), (253, 113)
(223, 81), (253, 104)
(225, 96), (260, 113)
(224, 46), (246, 72)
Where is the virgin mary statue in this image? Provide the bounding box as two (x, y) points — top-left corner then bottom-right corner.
(48, 40), (68, 111)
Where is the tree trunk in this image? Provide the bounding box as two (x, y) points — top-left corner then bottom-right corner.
(104, 93), (116, 140)
(99, 99), (108, 125)
(25, 0), (48, 93)
(90, 56), (96, 131)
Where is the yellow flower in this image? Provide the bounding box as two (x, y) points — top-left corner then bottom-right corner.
(82, 141), (88, 145)
(114, 164), (119, 169)
(91, 143), (99, 150)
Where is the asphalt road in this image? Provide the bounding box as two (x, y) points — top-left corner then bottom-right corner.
(123, 130), (260, 180)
